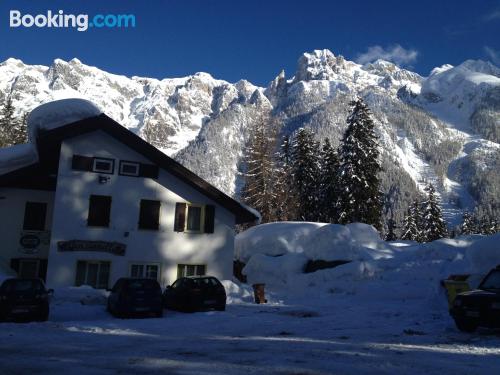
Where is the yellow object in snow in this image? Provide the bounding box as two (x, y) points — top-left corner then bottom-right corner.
(441, 274), (471, 309)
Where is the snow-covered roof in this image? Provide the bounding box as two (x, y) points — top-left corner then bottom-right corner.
(0, 143), (38, 175)
(0, 98), (103, 175)
(27, 98), (102, 142)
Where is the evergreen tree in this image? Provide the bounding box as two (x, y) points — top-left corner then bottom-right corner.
(0, 97), (21, 147)
(241, 114), (279, 223)
(460, 211), (476, 235)
(422, 183), (447, 242)
(385, 217), (398, 241)
(401, 200), (422, 241)
(9, 111), (28, 145)
(318, 138), (340, 222)
(273, 135), (297, 221)
(290, 128), (320, 221)
(336, 98), (382, 229)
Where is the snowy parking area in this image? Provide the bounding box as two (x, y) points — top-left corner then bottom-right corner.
(1, 288), (499, 375)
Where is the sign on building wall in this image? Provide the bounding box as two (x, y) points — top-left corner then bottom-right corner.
(57, 240), (126, 256)
(19, 231), (51, 255)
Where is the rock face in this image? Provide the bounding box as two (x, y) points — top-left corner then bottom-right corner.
(0, 51), (499, 228)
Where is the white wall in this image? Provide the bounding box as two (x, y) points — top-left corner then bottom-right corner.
(46, 130), (236, 288)
(0, 187), (55, 272)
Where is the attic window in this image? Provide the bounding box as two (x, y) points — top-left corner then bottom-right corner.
(92, 158), (114, 174)
(119, 161), (140, 177)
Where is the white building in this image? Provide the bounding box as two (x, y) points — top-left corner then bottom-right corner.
(0, 99), (257, 289)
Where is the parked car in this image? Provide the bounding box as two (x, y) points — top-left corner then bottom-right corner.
(163, 276), (226, 312)
(107, 278), (163, 318)
(0, 278), (53, 322)
(450, 265), (500, 332)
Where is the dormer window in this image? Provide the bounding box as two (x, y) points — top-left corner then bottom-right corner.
(92, 158), (114, 174)
(119, 161), (140, 177)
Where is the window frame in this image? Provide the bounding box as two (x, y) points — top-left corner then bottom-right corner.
(138, 199), (161, 231)
(177, 264), (206, 278)
(74, 260), (111, 290)
(92, 157), (115, 174)
(129, 262), (160, 281)
(184, 204), (205, 233)
(119, 161), (140, 177)
(87, 195), (112, 228)
(23, 201), (48, 231)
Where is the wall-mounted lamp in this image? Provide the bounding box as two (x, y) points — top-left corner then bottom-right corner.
(98, 175), (110, 184)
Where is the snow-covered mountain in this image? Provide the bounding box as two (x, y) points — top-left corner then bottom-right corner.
(0, 50), (498, 230)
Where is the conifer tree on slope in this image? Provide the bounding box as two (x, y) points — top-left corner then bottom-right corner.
(318, 138), (340, 222)
(459, 211), (476, 235)
(274, 135), (298, 221)
(0, 97), (25, 147)
(336, 98), (382, 230)
(241, 114), (279, 223)
(401, 200), (422, 241)
(290, 128), (320, 221)
(9, 110), (28, 145)
(385, 217), (398, 241)
(422, 183), (447, 241)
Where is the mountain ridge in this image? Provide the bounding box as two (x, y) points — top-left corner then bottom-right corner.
(0, 50), (498, 231)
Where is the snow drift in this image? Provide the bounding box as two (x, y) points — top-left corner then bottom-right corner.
(236, 222), (500, 300)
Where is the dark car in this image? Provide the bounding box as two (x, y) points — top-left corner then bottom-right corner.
(0, 278), (53, 322)
(163, 276), (226, 312)
(107, 278), (163, 318)
(450, 266), (500, 332)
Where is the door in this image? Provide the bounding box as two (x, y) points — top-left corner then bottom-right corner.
(19, 259), (39, 278)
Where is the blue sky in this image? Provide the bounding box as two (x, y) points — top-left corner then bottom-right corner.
(1, 0), (499, 85)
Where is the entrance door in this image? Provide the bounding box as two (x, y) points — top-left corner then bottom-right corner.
(19, 259), (39, 278)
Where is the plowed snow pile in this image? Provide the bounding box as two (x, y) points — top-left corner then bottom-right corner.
(236, 222), (500, 303)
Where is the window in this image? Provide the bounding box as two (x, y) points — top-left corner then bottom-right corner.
(87, 195), (112, 227)
(130, 263), (159, 280)
(75, 261), (110, 289)
(138, 200), (161, 230)
(174, 203), (215, 233)
(23, 202), (47, 230)
(119, 161), (140, 177)
(186, 205), (203, 232)
(92, 158), (114, 174)
(177, 264), (206, 278)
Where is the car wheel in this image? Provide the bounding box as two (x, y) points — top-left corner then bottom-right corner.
(454, 318), (478, 333)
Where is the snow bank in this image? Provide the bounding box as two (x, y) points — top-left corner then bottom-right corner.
(0, 143), (38, 175)
(235, 222), (391, 263)
(236, 222), (500, 299)
(28, 98), (102, 142)
(235, 222), (325, 262)
(53, 285), (109, 306)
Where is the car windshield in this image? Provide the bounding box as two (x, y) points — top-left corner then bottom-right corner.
(480, 270), (500, 290)
(0, 280), (43, 292)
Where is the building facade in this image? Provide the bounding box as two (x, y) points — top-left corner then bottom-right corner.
(0, 100), (257, 289)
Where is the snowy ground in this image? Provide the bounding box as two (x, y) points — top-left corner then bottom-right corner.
(1, 280), (499, 374)
(2, 225), (500, 374)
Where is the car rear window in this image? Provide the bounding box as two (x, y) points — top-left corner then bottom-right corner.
(126, 279), (160, 291)
(193, 278), (220, 288)
(481, 270), (500, 290)
(1, 280), (43, 292)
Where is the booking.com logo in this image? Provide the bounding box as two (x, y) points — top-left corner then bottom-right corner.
(9, 10), (136, 31)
